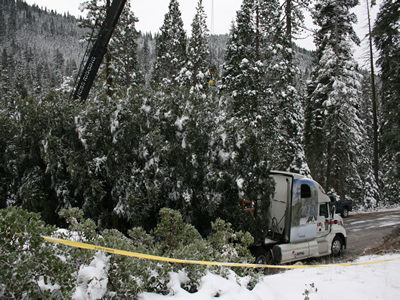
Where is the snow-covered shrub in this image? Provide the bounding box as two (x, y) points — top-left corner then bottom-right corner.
(100, 208), (259, 295)
(73, 252), (110, 300)
(56, 207), (103, 274)
(153, 208), (203, 253)
(208, 218), (258, 283)
(209, 218), (254, 264)
(0, 207), (75, 298)
(58, 207), (98, 242)
(149, 209), (259, 292)
(151, 208), (215, 293)
(0, 206), (260, 298)
(98, 229), (149, 298)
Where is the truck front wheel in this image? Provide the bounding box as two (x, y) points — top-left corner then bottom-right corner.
(331, 236), (343, 256)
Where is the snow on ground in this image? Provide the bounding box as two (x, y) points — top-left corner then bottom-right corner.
(139, 254), (400, 300)
(351, 204), (400, 216)
(68, 205), (400, 299)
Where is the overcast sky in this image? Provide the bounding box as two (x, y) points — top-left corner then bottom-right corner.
(24, 0), (382, 65)
(24, 0), (243, 34)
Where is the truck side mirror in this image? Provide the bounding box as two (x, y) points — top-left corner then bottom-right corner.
(331, 205), (336, 218)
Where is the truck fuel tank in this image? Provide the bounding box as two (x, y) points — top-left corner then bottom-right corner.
(273, 240), (319, 264)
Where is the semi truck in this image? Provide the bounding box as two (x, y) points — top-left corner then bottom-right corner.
(250, 171), (347, 265)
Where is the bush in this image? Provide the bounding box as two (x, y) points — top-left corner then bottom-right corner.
(0, 207), (75, 298)
(0, 207), (260, 298)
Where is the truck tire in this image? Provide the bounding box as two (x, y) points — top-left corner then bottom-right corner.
(331, 236), (343, 257)
(254, 248), (273, 265)
(341, 207), (349, 218)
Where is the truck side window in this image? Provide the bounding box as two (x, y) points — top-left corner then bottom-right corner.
(301, 184), (311, 198)
(320, 204), (329, 218)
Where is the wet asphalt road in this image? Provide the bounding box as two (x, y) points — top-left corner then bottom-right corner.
(342, 209), (400, 259)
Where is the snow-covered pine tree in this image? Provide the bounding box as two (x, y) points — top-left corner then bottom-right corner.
(137, 33), (155, 86)
(152, 0), (187, 90)
(52, 49), (65, 87)
(35, 93), (86, 218)
(306, 0), (366, 202)
(223, 0), (309, 175)
(179, 0), (210, 92)
(283, 0), (311, 40)
(112, 87), (224, 235)
(222, 0), (264, 113)
(107, 0), (143, 89)
(359, 72), (380, 207)
(364, 0), (379, 185)
(221, 1), (277, 235)
(0, 9), (5, 43)
(0, 48), (12, 102)
(259, 0), (310, 174)
(373, 0), (400, 204)
(71, 88), (153, 230)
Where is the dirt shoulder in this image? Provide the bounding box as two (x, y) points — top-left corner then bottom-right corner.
(363, 226), (400, 255)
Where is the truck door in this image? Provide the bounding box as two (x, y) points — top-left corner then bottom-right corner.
(316, 202), (331, 254)
(317, 203), (330, 235)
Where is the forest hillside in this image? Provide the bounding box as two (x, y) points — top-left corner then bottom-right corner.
(1, 0), (398, 235)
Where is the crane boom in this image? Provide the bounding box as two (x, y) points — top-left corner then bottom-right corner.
(73, 0), (127, 101)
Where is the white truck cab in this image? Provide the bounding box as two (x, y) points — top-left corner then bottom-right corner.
(251, 171), (347, 265)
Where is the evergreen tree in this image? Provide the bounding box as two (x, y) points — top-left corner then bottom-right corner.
(260, 0), (309, 174)
(373, 0), (400, 203)
(137, 34), (153, 85)
(152, 0), (187, 90)
(107, 0), (142, 89)
(364, 0), (379, 185)
(306, 0), (367, 202)
(0, 48), (12, 101)
(359, 72), (380, 207)
(0, 97), (16, 208)
(284, 0), (311, 40)
(0, 10), (6, 42)
(179, 0), (210, 92)
(7, 0), (17, 36)
(223, 0), (309, 174)
(223, 0), (263, 113)
(79, 0), (106, 39)
(221, 1), (277, 235)
(53, 49), (65, 85)
(1, 93), (57, 222)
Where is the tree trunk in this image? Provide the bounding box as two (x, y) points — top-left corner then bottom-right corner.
(367, 0), (379, 187)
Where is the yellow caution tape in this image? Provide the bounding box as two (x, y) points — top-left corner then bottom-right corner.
(41, 235), (400, 269)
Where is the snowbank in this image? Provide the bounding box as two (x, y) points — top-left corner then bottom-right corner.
(139, 254), (400, 300)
